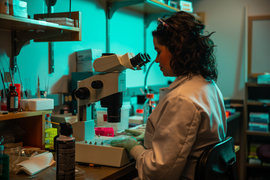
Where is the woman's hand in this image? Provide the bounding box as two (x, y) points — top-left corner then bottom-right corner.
(110, 137), (139, 153)
(125, 129), (145, 141)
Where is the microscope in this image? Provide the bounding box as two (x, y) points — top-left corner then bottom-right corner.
(73, 52), (150, 167)
(73, 52), (150, 122)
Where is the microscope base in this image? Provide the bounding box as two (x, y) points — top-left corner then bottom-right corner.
(75, 136), (131, 167)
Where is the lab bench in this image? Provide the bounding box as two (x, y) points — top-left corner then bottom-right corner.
(6, 112), (241, 180)
(9, 160), (137, 180)
(9, 147), (241, 180)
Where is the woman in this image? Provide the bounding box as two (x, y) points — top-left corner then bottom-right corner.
(111, 11), (227, 180)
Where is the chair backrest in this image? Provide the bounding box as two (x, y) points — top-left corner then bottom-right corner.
(194, 136), (239, 180)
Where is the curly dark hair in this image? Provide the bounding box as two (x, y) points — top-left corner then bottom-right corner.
(152, 11), (218, 82)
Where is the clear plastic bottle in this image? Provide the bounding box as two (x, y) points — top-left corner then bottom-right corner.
(143, 93), (156, 124)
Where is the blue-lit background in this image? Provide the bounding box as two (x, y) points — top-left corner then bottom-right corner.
(0, 0), (270, 101)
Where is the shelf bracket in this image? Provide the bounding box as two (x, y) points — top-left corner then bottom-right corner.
(107, 0), (144, 19)
(10, 29), (63, 74)
(14, 29), (63, 56)
(106, 0), (144, 53)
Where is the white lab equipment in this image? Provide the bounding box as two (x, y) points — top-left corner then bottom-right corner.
(95, 101), (131, 133)
(73, 52), (150, 123)
(143, 94), (156, 124)
(72, 52), (150, 167)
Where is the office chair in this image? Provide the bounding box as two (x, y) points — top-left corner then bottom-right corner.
(195, 136), (239, 180)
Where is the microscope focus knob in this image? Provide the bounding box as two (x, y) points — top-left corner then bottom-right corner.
(91, 80), (103, 89)
(75, 87), (90, 100)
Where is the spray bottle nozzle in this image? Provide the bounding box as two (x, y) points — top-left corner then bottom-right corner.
(60, 123), (73, 136)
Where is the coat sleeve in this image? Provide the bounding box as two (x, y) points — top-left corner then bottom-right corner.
(130, 96), (201, 180)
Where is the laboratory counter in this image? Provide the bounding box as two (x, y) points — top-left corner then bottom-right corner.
(9, 112), (241, 180)
(9, 146), (240, 180)
(10, 160), (137, 180)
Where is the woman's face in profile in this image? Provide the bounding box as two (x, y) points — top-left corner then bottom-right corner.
(153, 37), (175, 77)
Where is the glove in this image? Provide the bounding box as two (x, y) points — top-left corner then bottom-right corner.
(125, 129), (145, 141)
(110, 137), (139, 153)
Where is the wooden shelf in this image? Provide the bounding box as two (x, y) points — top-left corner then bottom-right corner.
(0, 110), (52, 149)
(0, 11), (81, 42)
(0, 110), (51, 121)
(242, 82), (270, 179)
(246, 82), (270, 87)
(247, 101), (270, 106)
(246, 130), (270, 137)
(246, 163), (270, 169)
(34, 11), (82, 42)
(0, 13), (79, 32)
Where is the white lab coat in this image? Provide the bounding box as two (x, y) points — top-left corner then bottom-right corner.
(130, 75), (227, 180)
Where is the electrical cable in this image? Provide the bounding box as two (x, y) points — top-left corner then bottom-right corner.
(144, 60), (155, 94)
(1, 53), (13, 86)
(0, 54), (9, 85)
(17, 65), (25, 98)
(0, 68), (8, 96)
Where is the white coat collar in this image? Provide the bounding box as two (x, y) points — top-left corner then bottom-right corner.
(168, 75), (189, 90)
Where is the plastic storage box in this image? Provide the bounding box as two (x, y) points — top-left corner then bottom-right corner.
(95, 102), (131, 133)
(94, 127), (114, 137)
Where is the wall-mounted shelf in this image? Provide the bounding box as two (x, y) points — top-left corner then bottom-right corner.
(0, 11), (81, 73)
(105, 0), (180, 54)
(34, 11), (81, 42)
(104, 0), (205, 53)
(0, 13), (80, 33)
(107, 0), (179, 19)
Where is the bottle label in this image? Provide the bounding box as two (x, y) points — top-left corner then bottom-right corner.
(56, 139), (75, 180)
(10, 97), (18, 108)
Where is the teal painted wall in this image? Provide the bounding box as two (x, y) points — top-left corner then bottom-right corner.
(0, 0), (174, 98)
(1, 0), (270, 101)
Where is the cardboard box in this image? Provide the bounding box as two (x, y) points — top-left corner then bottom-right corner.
(0, 0), (9, 14)
(180, 0), (193, 13)
(9, 0), (27, 18)
(75, 136), (131, 167)
(76, 49), (102, 72)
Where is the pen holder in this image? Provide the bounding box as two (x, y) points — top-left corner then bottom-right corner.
(0, 154), (9, 180)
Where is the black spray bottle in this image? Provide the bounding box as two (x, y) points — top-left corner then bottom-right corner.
(56, 123), (75, 180)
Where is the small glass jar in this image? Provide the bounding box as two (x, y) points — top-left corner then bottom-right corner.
(7, 86), (18, 112)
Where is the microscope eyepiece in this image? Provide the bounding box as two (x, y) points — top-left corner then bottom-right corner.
(144, 53), (151, 62)
(130, 53), (150, 68)
(75, 87), (90, 100)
